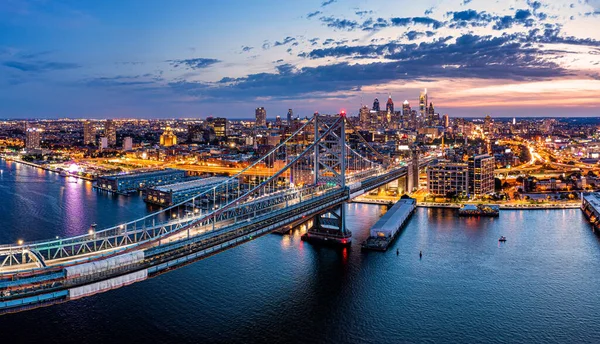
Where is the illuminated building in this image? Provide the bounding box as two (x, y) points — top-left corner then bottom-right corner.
(359, 105), (370, 128)
(83, 120), (96, 145)
(468, 154), (495, 198)
(25, 128), (42, 150)
(212, 117), (229, 138)
(419, 89), (428, 120)
(105, 119), (117, 146)
(427, 162), (469, 197)
(160, 126), (177, 147)
(442, 114), (450, 127)
(386, 95), (394, 113)
(287, 109), (293, 126)
(255, 107), (267, 127)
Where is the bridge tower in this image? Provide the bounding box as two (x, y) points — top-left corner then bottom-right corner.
(303, 114), (352, 246)
(406, 146), (420, 193)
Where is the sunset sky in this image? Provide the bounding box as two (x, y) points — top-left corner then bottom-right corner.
(1, 0), (600, 118)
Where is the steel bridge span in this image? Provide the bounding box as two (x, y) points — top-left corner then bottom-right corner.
(0, 114), (431, 314)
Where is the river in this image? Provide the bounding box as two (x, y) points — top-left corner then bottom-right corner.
(1, 159), (599, 344)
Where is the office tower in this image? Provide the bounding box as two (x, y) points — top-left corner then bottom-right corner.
(105, 119), (117, 146)
(468, 154), (495, 198)
(255, 107), (267, 127)
(419, 89), (428, 119)
(160, 126), (177, 147)
(287, 109), (293, 126)
(187, 124), (204, 143)
(83, 120), (96, 145)
(359, 105), (370, 128)
(25, 128), (41, 150)
(427, 162), (469, 197)
(123, 137), (133, 151)
(372, 98), (380, 112)
(442, 114), (450, 128)
(386, 95), (394, 113)
(275, 116), (282, 128)
(209, 117), (228, 138)
(484, 115), (493, 134)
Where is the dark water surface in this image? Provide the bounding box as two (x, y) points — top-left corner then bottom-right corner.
(1, 159), (599, 344)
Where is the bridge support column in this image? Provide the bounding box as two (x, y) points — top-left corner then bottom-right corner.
(302, 204), (352, 246)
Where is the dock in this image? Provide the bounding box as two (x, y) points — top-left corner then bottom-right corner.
(361, 197), (416, 251)
(581, 193), (600, 231)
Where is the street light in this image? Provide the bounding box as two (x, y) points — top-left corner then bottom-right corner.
(17, 239), (23, 246)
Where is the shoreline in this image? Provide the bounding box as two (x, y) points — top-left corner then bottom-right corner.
(417, 202), (580, 210)
(0, 155), (95, 182)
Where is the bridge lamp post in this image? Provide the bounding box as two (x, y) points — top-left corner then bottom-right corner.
(17, 239), (23, 246)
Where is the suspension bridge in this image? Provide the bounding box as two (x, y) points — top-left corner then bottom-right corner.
(0, 114), (432, 314)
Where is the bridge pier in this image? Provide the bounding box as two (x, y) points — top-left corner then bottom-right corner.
(301, 204), (352, 246)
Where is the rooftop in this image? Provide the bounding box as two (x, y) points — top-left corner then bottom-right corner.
(153, 177), (230, 193)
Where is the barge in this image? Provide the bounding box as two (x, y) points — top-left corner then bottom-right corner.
(361, 197), (416, 251)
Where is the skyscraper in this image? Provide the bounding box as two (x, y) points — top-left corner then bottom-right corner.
(123, 137), (133, 151)
(372, 98), (380, 112)
(402, 100), (411, 127)
(105, 119), (117, 146)
(359, 105), (370, 128)
(442, 114), (450, 128)
(25, 128), (41, 150)
(287, 109), (293, 126)
(419, 89), (428, 119)
(386, 95), (394, 113)
(255, 107), (267, 127)
(83, 120), (96, 145)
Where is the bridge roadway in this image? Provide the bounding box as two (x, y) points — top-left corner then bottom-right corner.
(0, 163), (427, 313)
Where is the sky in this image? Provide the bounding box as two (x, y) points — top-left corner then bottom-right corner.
(1, 0), (600, 119)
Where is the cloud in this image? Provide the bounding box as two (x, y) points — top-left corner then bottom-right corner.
(355, 10), (373, 17)
(321, 0), (336, 7)
(241, 46), (253, 52)
(307, 11), (321, 18)
(168, 58), (221, 69)
(390, 16), (443, 29)
(361, 17), (390, 31)
(2, 60), (80, 72)
(319, 16), (359, 30)
(273, 36), (296, 47)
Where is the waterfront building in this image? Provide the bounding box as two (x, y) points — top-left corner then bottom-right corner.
(25, 127), (42, 150)
(96, 169), (187, 194)
(123, 137), (133, 151)
(160, 126), (177, 147)
(145, 176), (235, 206)
(83, 120), (96, 145)
(468, 154), (495, 198)
(105, 119), (117, 146)
(255, 107), (267, 127)
(427, 162), (469, 197)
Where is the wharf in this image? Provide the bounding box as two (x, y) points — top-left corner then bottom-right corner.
(361, 197), (416, 251)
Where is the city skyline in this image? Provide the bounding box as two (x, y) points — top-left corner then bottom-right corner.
(1, 0), (600, 118)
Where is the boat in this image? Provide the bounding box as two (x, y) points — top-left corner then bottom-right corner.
(499, 236), (507, 242)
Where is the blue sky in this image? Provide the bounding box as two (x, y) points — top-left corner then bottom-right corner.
(1, 0), (600, 118)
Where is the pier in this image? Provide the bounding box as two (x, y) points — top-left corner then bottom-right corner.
(581, 193), (600, 230)
(361, 197), (416, 251)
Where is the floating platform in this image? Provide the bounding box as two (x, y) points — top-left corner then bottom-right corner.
(361, 197), (416, 251)
(458, 204), (500, 217)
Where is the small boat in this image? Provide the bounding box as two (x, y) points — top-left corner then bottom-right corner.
(499, 236), (507, 242)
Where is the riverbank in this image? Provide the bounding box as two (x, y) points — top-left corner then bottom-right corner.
(0, 155), (95, 182)
(417, 201), (580, 210)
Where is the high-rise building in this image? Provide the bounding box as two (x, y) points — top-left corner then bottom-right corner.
(287, 109), (293, 126)
(484, 115), (493, 134)
(275, 116), (282, 128)
(160, 126), (177, 147)
(386, 95), (394, 113)
(427, 162), (469, 197)
(442, 114), (450, 128)
(468, 154), (495, 198)
(359, 105), (370, 128)
(419, 89), (428, 119)
(83, 120), (96, 145)
(188, 124), (204, 143)
(255, 107), (267, 127)
(99, 137), (108, 149)
(123, 137), (133, 151)
(372, 98), (380, 112)
(25, 128), (41, 150)
(211, 117), (229, 138)
(105, 119), (117, 146)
